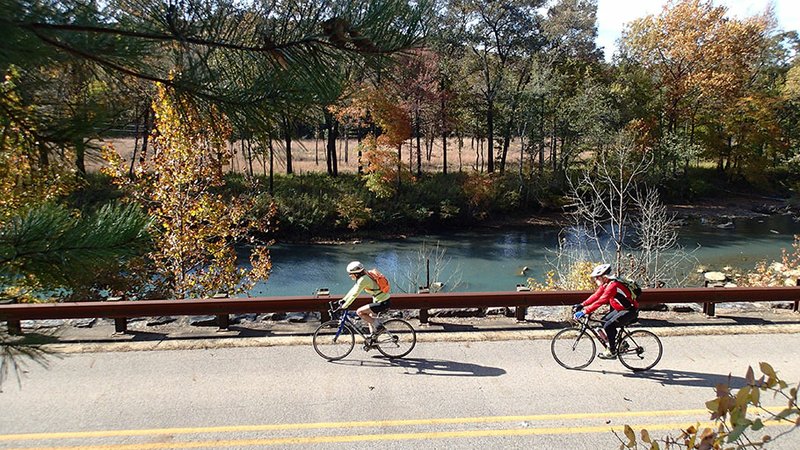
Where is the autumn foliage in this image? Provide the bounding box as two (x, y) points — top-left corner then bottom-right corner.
(103, 84), (274, 299)
(0, 70), (74, 221)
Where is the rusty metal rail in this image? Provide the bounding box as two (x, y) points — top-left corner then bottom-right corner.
(1, 286), (799, 335)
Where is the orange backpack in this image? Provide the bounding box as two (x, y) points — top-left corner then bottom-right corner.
(366, 269), (391, 294)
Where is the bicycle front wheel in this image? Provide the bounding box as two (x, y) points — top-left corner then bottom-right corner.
(375, 319), (416, 358)
(617, 329), (662, 372)
(551, 327), (596, 370)
(312, 321), (355, 361)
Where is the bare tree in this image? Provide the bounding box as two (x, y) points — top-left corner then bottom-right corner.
(401, 241), (462, 294)
(566, 131), (650, 271)
(555, 130), (695, 287)
(632, 188), (697, 287)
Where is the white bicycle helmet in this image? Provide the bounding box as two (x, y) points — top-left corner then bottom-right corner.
(346, 261), (364, 274)
(590, 263), (612, 278)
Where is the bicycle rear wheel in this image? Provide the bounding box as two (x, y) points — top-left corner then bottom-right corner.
(312, 321), (355, 361)
(374, 319), (416, 358)
(617, 329), (662, 372)
(551, 328), (596, 370)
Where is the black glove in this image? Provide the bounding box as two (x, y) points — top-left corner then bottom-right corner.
(572, 303), (583, 312)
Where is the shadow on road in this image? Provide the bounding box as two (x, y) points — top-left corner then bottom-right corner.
(571, 367), (748, 389)
(389, 357), (507, 377)
(623, 368), (748, 388)
(331, 357), (506, 377)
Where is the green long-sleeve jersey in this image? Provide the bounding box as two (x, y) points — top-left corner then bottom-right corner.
(340, 274), (391, 308)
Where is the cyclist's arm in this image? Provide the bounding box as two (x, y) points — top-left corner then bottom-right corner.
(581, 285), (603, 309)
(583, 285), (614, 314)
(340, 275), (370, 309)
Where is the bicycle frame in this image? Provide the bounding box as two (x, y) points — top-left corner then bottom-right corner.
(576, 314), (638, 349)
(553, 312), (662, 371)
(328, 302), (372, 342)
(573, 316), (610, 348)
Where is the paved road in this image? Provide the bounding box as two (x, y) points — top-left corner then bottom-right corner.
(1, 332), (799, 449)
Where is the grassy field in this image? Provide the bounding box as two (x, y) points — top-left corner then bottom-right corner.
(96, 136), (530, 175)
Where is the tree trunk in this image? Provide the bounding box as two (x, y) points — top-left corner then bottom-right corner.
(538, 96), (545, 175)
(415, 110), (422, 177)
(325, 113), (338, 177)
(487, 99), (495, 173)
(130, 108), (141, 177)
(75, 139), (86, 177)
(458, 133), (463, 172)
(344, 124), (349, 164)
(357, 127), (364, 175)
(247, 139), (254, 177)
(500, 118), (512, 174)
(426, 135), (433, 163)
(268, 137), (274, 195)
(551, 112), (557, 173)
(284, 119), (293, 175)
(139, 105), (151, 164)
(397, 143), (402, 191)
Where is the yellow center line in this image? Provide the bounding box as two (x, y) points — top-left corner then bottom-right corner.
(8, 421), (796, 450)
(0, 407), (788, 447)
(0, 408), (713, 441)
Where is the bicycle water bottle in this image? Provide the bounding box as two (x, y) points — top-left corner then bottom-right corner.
(595, 327), (608, 345)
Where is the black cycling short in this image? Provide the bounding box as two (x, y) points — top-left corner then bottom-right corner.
(366, 300), (391, 313)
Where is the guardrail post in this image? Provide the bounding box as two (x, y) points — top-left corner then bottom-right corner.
(515, 306), (527, 322)
(417, 287), (429, 324)
(7, 319), (22, 335)
(794, 279), (799, 313)
(703, 281), (716, 317)
(114, 318), (127, 334)
(315, 289), (330, 322)
(216, 314), (229, 331)
(212, 293), (230, 331)
(107, 295), (128, 334)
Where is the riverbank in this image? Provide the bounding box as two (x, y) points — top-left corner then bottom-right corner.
(277, 193), (799, 246)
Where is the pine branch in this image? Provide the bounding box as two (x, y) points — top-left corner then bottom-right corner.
(0, 203), (152, 290)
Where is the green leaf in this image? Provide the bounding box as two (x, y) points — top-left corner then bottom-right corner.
(751, 418), (764, 431)
(726, 423), (750, 443)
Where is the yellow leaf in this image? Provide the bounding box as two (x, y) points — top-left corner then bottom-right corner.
(623, 425), (636, 445)
(759, 362), (775, 378)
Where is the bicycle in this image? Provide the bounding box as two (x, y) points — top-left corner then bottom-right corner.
(550, 313), (663, 372)
(312, 301), (417, 361)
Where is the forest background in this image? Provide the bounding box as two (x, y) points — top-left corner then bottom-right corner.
(2, 0), (800, 303)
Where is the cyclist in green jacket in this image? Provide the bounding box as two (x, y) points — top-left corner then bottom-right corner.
(340, 261), (391, 336)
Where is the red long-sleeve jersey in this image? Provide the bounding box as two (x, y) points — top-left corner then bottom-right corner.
(581, 280), (637, 314)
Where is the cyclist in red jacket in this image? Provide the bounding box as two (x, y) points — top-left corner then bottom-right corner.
(572, 263), (639, 359)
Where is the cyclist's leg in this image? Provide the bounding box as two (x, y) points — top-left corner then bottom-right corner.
(603, 309), (636, 353)
(357, 300), (390, 333)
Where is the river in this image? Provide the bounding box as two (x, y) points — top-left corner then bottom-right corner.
(247, 214), (800, 297)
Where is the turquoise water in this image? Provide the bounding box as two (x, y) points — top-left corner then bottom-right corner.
(247, 215), (800, 297)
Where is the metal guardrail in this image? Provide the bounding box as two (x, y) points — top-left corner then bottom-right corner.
(1, 285), (799, 335)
